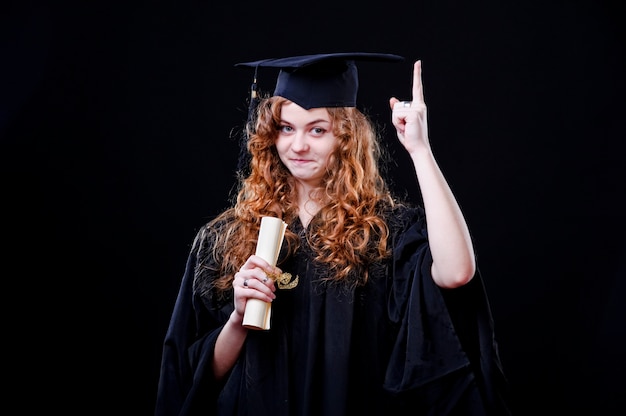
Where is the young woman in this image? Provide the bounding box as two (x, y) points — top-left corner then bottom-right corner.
(155, 53), (510, 415)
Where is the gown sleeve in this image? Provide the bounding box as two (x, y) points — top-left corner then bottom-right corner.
(383, 206), (511, 415)
(154, 232), (234, 416)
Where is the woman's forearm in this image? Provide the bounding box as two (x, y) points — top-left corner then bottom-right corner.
(212, 311), (248, 380)
(410, 148), (476, 288)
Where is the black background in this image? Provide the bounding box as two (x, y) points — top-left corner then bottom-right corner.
(3, 1), (625, 414)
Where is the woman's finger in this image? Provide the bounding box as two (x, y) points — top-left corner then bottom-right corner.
(411, 60), (424, 105)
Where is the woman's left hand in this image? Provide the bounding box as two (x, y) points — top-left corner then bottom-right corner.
(389, 60), (430, 156)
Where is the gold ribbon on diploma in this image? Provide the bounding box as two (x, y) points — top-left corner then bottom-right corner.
(270, 271), (299, 290)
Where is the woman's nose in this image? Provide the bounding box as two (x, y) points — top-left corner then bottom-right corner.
(291, 132), (308, 151)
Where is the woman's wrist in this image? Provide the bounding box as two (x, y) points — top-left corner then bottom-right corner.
(228, 309), (246, 329)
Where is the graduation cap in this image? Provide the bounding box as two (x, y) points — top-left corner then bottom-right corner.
(235, 52), (405, 110)
(234, 52), (404, 174)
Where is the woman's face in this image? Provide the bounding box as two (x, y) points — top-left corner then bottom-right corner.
(275, 101), (338, 189)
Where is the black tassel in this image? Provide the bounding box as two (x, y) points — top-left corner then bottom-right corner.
(237, 66), (260, 176)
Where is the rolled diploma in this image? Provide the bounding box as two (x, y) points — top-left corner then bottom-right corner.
(242, 216), (287, 330)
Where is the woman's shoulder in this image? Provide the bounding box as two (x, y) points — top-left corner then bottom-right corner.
(192, 211), (236, 246)
(380, 199), (424, 228)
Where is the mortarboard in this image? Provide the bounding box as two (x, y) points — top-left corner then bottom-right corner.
(234, 53), (404, 174)
(235, 52), (404, 110)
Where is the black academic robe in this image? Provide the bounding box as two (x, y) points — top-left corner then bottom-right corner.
(155, 205), (511, 416)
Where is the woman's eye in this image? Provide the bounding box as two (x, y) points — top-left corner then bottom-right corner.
(279, 125), (293, 133)
(312, 127), (326, 135)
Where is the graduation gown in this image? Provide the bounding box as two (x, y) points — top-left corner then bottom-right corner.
(155, 205), (511, 415)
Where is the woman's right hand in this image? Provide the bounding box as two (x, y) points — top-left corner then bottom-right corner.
(231, 255), (278, 322)
(214, 255), (278, 379)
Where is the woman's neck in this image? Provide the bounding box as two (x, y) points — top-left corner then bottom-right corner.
(296, 183), (323, 228)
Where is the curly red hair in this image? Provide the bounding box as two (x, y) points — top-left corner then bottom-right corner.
(197, 96), (396, 294)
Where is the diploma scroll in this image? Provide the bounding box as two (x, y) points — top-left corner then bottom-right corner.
(242, 216), (287, 330)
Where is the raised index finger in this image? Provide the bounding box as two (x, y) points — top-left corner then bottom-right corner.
(411, 60), (424, 104)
